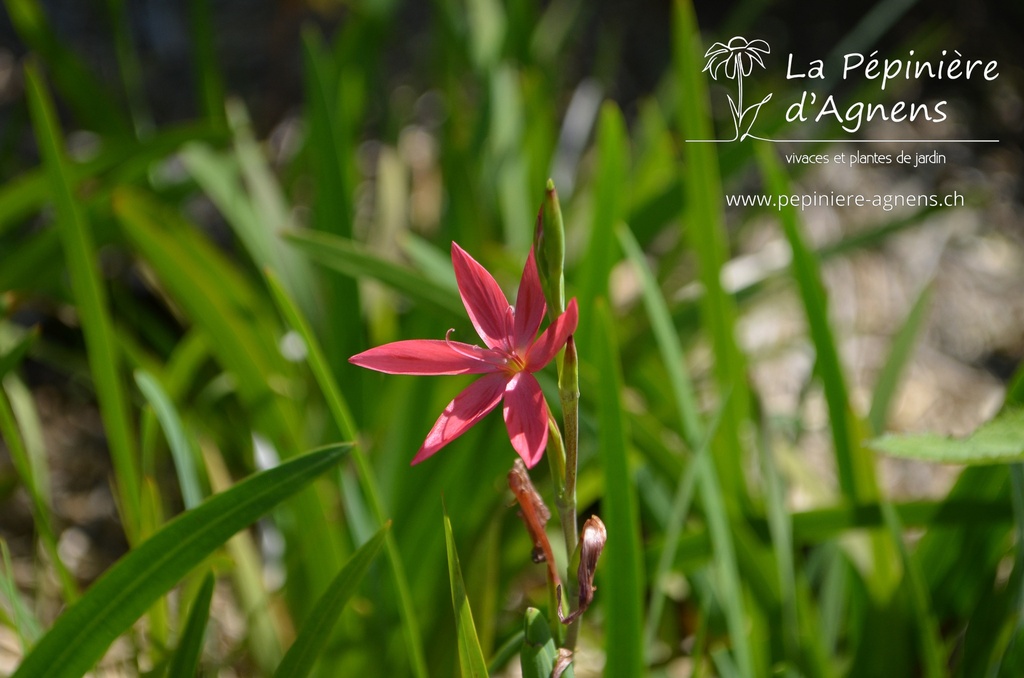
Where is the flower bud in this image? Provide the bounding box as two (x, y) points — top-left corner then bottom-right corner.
(534, 179), (565, 319)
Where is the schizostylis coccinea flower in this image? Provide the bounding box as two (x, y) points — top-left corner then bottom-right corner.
(349, 243), (578, 467)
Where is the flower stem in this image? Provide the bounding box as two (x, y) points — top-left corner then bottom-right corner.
(557, 334), (581, 648)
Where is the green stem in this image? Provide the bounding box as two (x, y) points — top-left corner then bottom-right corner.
(557, 335), (580, 649)
(544, 421), (568, 644)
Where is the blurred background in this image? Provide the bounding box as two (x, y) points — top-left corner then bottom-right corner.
(1, 0), (1023, 676)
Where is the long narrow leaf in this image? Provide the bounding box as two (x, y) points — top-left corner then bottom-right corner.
(1, 539), (42, 648)
(25, 62), (142, 537)
(274, 524), (390, 678)
(6, 0), (129, 133)
(0, 385), (77, 602)
(134, 370), (203, 509)
(0, 122), (224, 237)
(443, 500), (489, 678)
(165, 572), (215, 678)
(755, 142), (877, 503)
(264, 269), (428, 678)
(0, 327), (38, 381)
(619, 224), (752, 672)
(12, 444), (350, 678)
(284, 229), (465, 317)
(672, 0), (749, 502)
(868, 284), (932, 435)
(593, 301), (646, 676)
(579, 103), (628, 352)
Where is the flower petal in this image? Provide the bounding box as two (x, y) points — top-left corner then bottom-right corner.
(411, 372), (508, 464)
(513, 249), (547, 353)
(524, 298), (578, 370)
(503, 373), (550, 468)
(350, 339), (502, 375)
(452, 242), (513, 350)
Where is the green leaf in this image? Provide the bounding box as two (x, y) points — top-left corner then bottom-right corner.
(619, 224), (754, 673)
(0, 122), (224, 238)
(134, 370), (203, 509)
(868, 284), (932, 435)
(0, 326), (38, 382)
(6, 0), (129, 133)
(113, 188), (295, 422)
(264, 269), (428, 678)
(870, 410), (1024, 465)
(593, 300), (646, 677)
(284, 229), (465, 317)
(300, 26), (363, 397)
(0, 381), (77, 602)
(1, 538), (42, 648)
(443, 501), (489, 678)
(755, 142), (877, 503)
(186, 0), (226, 127)
(274, 524), (390, 678)
(12, 444), (350, 678)
(579, 103), (628, 352)
(166, 572), (215, 678)
(672, 0), (749, 502)
(520, 608), (558, 678)
(25, 62), (142, 538)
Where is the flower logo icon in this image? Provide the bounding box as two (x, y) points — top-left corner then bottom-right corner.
(703, 36), (773, 141)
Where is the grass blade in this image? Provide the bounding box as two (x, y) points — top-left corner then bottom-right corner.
(301, 26), (363, 402)
(593, 300), (646, 676)
(868, 284), (932, 435)
(0, 326), (38, 381)
(285, 229), (465, 317)
(579, 103), (628, 351)
(754, 142), (877, 503)
(619, 224), (752, 672)
(12, 444), (350, 678)
(643, 397), (728, 658)
(879, 504), (945, 678)
(1, 538), (42, 648)
(0, 122), (225, 237)
(202, 443), (285, 672)
(187, 0), (226, 128)
(0, 383), (77, 602)
(166, 572), (215, 678)
(274, 524), (390, 678)
(134, 370), (203, 509)
(25, 62), (142, 538)
(443, 500), (490, 678)
(617, 226), (702, 446)
(672, 0), (749, 502)
(264, 269), (428, 678)
(6, 0), (129, 133)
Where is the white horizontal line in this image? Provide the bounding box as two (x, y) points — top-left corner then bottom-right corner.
(685, 138), (999, 143)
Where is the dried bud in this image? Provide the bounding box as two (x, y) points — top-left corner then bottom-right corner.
(557, 515), (607, 624)
(552, 648), (574, 678)
(509, 459), (560, 586)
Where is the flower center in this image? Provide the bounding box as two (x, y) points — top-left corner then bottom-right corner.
(505, 351), (527, 373)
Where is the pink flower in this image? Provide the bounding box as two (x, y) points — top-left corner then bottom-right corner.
(349, 243), (578, 468)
